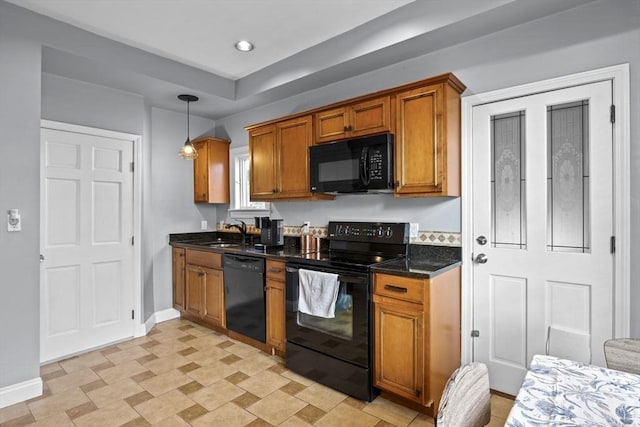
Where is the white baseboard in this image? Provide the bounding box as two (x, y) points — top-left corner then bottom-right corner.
(136, 308), (181, 337)
(155, 308), (181, 324)
(0, 377), (42, 409)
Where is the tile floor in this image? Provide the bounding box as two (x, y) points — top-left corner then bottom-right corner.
(0, 318), (514, 426)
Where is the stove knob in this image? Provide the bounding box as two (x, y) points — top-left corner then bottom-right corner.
(336, 225), (343, 235)
(385, 227), (393, 238)
(344, 226), (351, 236)
(377, 227), (384, 237)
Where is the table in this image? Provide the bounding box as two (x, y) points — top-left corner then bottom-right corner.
(506, 354), (640, 426)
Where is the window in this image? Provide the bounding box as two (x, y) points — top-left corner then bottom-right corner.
(229, 146), (269, 218)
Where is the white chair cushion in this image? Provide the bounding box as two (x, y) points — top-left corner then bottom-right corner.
(604, 338), (640, 375)
(436, 362), (491, 427)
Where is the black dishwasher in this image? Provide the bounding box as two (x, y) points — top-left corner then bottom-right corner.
(223, 254), (266, 343)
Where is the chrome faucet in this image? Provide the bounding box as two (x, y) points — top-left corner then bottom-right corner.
(225, 220), (247, 244)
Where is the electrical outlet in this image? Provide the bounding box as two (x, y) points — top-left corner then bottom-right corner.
(302, 221), (311, 234)
(201, 220), (208, 230)
(409, 223), (419, 239)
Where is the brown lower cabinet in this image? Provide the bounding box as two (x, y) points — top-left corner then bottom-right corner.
(172, 247), (185, 311)
(172, 248), (280, 350)
(265, 260), (286, 356)
(373, 268), (461, 416)
(179, 249), (225, 331)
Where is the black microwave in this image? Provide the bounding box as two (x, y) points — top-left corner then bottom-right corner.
(309, 133), (394, 193)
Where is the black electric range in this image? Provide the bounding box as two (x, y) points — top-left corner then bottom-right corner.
(285, 221), (409, 402)
(287, 222), (409, 271)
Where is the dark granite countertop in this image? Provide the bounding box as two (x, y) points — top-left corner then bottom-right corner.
(371, 257), (461, 278)
(169, 231), (461, 276)
(169, 231), (322, 261)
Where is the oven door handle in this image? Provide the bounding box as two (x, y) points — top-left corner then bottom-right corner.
(288, 267), (366, 286)
(285, 267), (367, 285)
(337, 275), (366, 285)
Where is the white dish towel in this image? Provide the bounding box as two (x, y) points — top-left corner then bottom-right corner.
(297, 269), (340, 318)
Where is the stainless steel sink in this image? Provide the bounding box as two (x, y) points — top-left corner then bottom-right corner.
(204, 242), (240, 248)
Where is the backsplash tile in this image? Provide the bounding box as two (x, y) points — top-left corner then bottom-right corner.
(216, 223), (460, 247)
(282, 226), (328, 238)
(413, 231), (462, 247)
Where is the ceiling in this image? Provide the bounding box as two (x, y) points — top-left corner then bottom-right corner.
(5, 0), (597, 118)
(8, 0), (419, 80)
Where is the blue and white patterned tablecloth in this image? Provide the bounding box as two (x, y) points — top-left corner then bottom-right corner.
(506, 354), (640, 426)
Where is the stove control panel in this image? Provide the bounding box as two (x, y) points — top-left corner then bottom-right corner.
(328, 222), (409, 244)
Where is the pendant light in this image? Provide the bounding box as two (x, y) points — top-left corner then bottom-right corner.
(178, 94), (199, 159)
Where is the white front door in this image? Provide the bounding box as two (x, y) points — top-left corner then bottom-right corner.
(472, 81), (614, 394)
(40, 127), (135, 363)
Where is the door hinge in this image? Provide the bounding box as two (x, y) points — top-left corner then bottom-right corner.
(131, 236), (134, 246)
(130, 162), (135, 172)
(610, 236), (616, 254)
(610, 105), (616, 123)
(471, 330), (480, 338)
(131, 309), (135, 320)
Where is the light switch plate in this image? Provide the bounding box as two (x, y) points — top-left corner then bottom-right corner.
(409, 223), (419, 239)
(8, 215), (21, 232)
(201, 220), (208, 230)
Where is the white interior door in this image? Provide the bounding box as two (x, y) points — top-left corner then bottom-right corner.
(472, 81), (614, 395)
(40, 127), (135, 363)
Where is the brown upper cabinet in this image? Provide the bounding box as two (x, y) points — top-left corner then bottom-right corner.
(314, 96), (392, 144)
(249, 115), (333, 201)
(394, 78), (463, 197)
(245, 73), (465, 200)
(193, 137), (230, 204)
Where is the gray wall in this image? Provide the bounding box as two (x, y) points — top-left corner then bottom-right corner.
(0, 11), (42, 389)
(215, 2), (640, 333)
(42, 74), (145, 134)
(150, 107), (216, 312)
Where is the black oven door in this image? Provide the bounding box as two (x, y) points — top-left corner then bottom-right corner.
(285, 264), (370, 367)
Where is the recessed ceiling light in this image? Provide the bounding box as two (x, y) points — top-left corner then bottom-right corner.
(235, 40), (254, 52)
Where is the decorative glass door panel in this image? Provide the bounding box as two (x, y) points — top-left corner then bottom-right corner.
(491, 111), (526, 249)
(547, 101), (590, 253)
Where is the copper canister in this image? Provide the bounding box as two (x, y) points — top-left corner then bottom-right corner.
(300, 235), (319, 253)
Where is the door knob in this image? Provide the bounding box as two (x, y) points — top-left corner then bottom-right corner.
(476, 235), (487, 245)
(475, 253), (488, 264)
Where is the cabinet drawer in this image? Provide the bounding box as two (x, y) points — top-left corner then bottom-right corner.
(266, 260), (286, 281)
(374, 273), (425, 304)
(185, 249), (222, 269)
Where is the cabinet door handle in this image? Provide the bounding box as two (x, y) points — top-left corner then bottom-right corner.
(268, 268), (282, 273)
(198, 271), (205, 277)
(384, 284), (408, 293)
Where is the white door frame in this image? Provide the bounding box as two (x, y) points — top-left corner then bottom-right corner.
(40, 119), (146, 339)
(460, 64), (631, 364)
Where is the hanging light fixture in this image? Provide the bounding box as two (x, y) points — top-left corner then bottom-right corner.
(178, 94), (199, 159)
